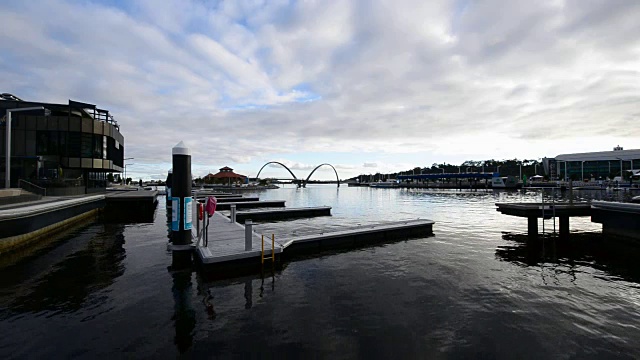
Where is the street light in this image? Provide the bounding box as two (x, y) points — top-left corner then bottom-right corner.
(4, 106), (50, 188)
(519, 162), (522, 180)
(497, 165), (501, 175)
(534, 163), (539, 175)
(581, 160), (585, 182)
(436, 167), (445, 174)
(124, 163), (135, 185)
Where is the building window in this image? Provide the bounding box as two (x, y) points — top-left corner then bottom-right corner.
(68, 132), (82, 157)
(81, 133), (93, 158)
(93, 134), (103, 159)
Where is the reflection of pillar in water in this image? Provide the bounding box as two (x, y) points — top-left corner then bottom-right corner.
(244, 279), (253, 309)
(172, 270), (196, 354)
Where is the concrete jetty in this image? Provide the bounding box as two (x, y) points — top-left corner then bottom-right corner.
(215, 200), (286, 211)
(234, 206), (332, 223)
(104, 190), (158, 222)
(0, 195), (105, 253)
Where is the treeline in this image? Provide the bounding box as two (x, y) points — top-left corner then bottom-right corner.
(354, 159), (542, 182)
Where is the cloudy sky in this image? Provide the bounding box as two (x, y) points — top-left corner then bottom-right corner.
(2, 0), (639, 180)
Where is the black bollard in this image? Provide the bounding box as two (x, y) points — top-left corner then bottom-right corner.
(171, 141), (193, 268)
(166, 169), (173, 208)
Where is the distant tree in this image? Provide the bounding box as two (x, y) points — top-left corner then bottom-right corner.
(107, 173), (114, 183)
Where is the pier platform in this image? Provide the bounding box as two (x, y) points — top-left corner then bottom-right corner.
(496, 202), (591, 237)
(591, 201), (640, 240)
(234, 206), (331, 223)
(215, 200), (286, 211)
(195, 213), (434, 273)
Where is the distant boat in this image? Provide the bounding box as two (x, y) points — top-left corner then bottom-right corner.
(370, 179), (399, 188)
(491, 176), (519, 189)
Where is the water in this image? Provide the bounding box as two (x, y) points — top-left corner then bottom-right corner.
(2, 186), (640, 359)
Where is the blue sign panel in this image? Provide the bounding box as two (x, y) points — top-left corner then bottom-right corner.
(184, 197), (193, 230)
(171, 199), (180, 231)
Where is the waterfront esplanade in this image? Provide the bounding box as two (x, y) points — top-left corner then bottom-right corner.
(1, 94), (125, 194)
(543, 146), (640, 181)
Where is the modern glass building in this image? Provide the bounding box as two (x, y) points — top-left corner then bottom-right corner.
(543, 146), (640, 181)
(1, 94), (125, 194)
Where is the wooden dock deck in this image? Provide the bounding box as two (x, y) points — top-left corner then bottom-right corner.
(234, 206), (331, 223)
(195, 214), (434, 272)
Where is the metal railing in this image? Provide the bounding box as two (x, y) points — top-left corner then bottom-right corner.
(18, 179), (46, 196)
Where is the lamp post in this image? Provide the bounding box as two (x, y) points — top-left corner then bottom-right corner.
(436, 167), (445, 174)
(581, 161), (585, 182)
(534, 163), (539, 175)
(123, 157), (134, 185)
(466, 167), (472, 173)
(4, 106), (49, 188)
(497, 165), (501, 175)
(519, 162), (522, 180)
(124, 163), (135, 185)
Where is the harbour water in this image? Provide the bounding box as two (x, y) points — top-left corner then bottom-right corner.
(1, 186), (640, 358)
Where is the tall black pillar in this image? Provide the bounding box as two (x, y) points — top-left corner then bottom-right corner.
(171, 141), (192, 268)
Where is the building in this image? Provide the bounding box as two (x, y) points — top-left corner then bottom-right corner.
(1, 93), (125, 194)
(543, 146), (640, 181)
(204, 166), (247, 185)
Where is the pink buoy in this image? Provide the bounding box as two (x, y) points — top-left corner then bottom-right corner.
(205, 196), (217, 217)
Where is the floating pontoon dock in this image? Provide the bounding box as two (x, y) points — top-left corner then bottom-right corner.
(234, 206), (331, 223)
(195, 212), (434, 272)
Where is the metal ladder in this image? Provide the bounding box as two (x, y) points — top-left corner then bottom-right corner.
(261, 234), (275, 265)
(541, 188), (556, 236)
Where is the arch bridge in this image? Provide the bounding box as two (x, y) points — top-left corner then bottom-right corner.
(256, 162), (340, 187)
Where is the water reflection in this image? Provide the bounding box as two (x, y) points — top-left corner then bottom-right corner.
(0, 223), (126, 316)
(496, 232), (640, 284)
(170, 270), (196, 354)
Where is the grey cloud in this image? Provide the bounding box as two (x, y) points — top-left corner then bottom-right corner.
(1, 0), (638, 177)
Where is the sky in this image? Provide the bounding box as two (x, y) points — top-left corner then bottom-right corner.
(1, 0), (639, 181)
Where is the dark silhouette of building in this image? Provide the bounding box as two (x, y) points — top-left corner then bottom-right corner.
(1, 94), (125, 194)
